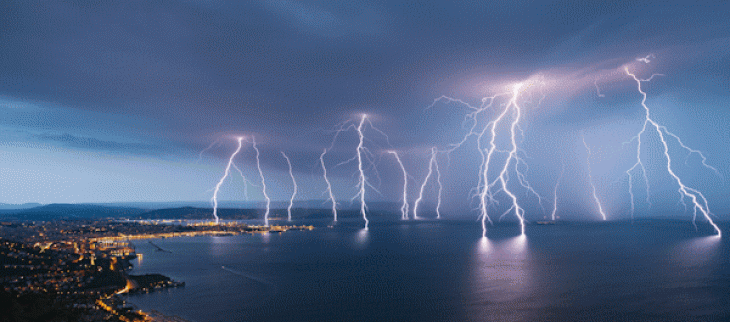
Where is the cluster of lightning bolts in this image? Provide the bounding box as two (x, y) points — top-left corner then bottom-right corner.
(204, 57), (721, 237)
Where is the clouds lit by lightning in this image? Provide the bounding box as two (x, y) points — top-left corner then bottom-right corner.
(211, 137), (244, 225)
(281, 151), (297, 221)
(387, 151), (409, 220)
(582, 133), (607, 221)
(251, 137), (271, 226)
(625, 66), (721, 236)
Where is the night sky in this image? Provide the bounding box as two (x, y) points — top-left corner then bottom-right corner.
(1, 1), (729, 221)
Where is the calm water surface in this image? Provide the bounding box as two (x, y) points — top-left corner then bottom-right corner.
(125, 220), (730, 321)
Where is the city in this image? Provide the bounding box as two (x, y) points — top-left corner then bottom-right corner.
(0, 220), (313, 321)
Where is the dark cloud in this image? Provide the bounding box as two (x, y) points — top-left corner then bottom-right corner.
(1, 1), (729, 214)
(36, 132), (168, 156)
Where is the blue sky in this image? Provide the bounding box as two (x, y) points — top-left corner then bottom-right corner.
(1, 0), (729, 221)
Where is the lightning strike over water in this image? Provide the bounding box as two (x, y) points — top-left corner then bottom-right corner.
(625, 67), (722, 237)
(251, 137), (271, 226)
(413, 147), (437, 220)
(355, 114), (369, 230)
(479, 83), (532, 237)
(430, 84), (542, 236)
(434, 154), (443, 219)
(551, 161), (565, 221)
(281, 151), (297, 221)
(582, 134), (607, 221)
(320, 149), (338, 222)
(388, 151), (409, 220)
(211, 137), (244, 225)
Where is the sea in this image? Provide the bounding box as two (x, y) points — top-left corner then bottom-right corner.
(125, 218), (730, 322)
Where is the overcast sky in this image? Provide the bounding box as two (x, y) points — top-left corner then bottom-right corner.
(1, 0), (729, 222)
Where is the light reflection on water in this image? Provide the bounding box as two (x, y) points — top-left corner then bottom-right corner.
(669, 236), (721, 267)
(468, 235), (532, 321)
(355, 228), (370, 247)
(126, 221), (730, 322)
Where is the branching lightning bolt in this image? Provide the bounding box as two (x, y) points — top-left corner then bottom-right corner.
(582, 133), (607, 221)
(251, 137), (271, 226)
(388, 151), (410, 220)
(478, 84), (537, 237)
(211, 137), (244, 225)
(430, 83), (543, 237)
(281, 151), (297, 221)
(325, 114), (389, 229)
(320, 148), (338, 222)
(413, 147), (437, 220)
(355, 114), (370, 230)
(625, 67), (721, 236)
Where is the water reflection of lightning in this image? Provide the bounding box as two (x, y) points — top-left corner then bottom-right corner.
(625, 67), (721, 236)
(551, 160), (565, 221)
(388, 151), (409, 220)
(413, 147), (437, 220)
(320, 149), (338, 222)
(281, 152), (297, 221)
(251, 137), (271, 226)
(211, 137), (244, 225)
(582, 133), (607, 221)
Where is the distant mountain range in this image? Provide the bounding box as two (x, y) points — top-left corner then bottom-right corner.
(0, 204), (147, 220)
(0, 201), (400, 221)
(0, 203), (43, 210)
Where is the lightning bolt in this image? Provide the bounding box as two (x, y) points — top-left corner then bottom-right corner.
(281, 151), (297, 222)
(434, 154), (443, 219)
(478, 83), (537, 237)
(430, 83), (543, 236)
(197, 137), (223, 163)
(211, 137), (244, 225)
(231, 163), (257, 201)
(551, 160), (565, 221)
(325, 114), (389, 228)
(594, 78), (606, 98)
(251, 137), (271, 226)
(388, 151), (409, 220)
(355, 114), (369, 230)
(413, 147), (437, 220)
(625, 66), (721, 236)
(582, 133), (607, 221)
(320, 148), (338, 222)
(636, 54), (654, 64)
